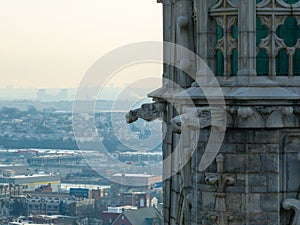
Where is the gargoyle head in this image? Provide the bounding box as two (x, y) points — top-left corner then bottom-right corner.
(125, 110), (138, 124)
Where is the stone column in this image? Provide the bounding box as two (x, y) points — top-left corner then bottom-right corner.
(162, 0), (176, 88)
(195, 0), (217, 70)
(175, 0), (195, 88)
(237, 0), (257, 77)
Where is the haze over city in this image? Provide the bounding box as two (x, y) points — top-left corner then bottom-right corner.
(0, 0), (162, 90)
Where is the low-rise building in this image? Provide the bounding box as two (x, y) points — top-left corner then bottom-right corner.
(0, 174), (61, 192)
(120, 192), (150, 209)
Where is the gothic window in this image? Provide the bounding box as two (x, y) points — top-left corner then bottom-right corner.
(276, 17), (300, 76)
(212, 0), (300, 77)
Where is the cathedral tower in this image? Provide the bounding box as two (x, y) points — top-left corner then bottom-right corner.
(127, 0), (300, 224)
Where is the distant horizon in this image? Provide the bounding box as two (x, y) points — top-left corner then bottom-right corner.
(0, 85), (159, 101)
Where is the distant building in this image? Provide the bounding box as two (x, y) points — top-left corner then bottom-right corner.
(27, 154), (81, 166)
(120, 192), (150, 209)
(0, 174), (61, 192)
(117, 152), (162, 163)
(0, 183), (24, 198)
(64, 184), (108, 200)
(35, 183), (52, 193)
(24, 191), (73, 216)
(69, 188), (89, 199)
(111, 173), (162, 190)
(30, 215), (76, 225)
(66, 198), (94, 217)
(0, 164), (27, 176)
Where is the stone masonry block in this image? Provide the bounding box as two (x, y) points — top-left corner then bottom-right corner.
(261, 194), (279, 212)
(244, 194), (261, 212)
(225, 154), (246, 173)
(201, 191), (215, 210)
(261, 154), (279, 173)
(253, 130), (280, 144)
(247, 154), (262, 173)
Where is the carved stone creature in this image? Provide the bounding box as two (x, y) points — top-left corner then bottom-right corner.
(171, 107), (226, 133)
(126, 102), (166, 124)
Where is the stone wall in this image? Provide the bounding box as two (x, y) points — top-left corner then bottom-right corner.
(177, 128), (300, 225)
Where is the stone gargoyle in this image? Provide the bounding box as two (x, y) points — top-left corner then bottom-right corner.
(126, 102), (166, 124)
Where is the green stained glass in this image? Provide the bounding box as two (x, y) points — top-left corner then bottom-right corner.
(215, 24), (238, 76)
(216, 50), (224, 76)
(256, 17), (269, 76)
(216, 25), (224, 76)
(215, 0), (300, 76)
(232, 49), (238, 76)
(276, 17), (300, 76)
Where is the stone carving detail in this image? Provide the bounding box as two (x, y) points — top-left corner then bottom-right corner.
(282, 199), (300, 225)
(171, 107), (226, 133)
(228, 106), (299, 128)
(266, 107), (296, 127)
(204, 154), (236, 225)
(257, 0), (300, 77)
(126, 102), (166, 124)
(236, 107), (265, 128)
(171, 106), (300, 130)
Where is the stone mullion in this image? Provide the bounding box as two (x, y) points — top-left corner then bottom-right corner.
(224, 15), (230, 77)
(215, 16), (231, 78)
(237, 0), (257, 77)
(270, 14), (277, 77)
(223, 0), (230, 77)
(286, 47), (296, 77)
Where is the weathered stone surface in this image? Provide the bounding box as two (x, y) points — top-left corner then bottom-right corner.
(201, 191), (215, 210)
(245, 194), (261, 212)
(225, 154), (246, 173)
(226, 193), (243, 211)
(247, 144), (279, 154)
(261, 194), (279, 212)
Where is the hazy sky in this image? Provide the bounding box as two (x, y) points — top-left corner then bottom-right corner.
(0, 0), (162, 89)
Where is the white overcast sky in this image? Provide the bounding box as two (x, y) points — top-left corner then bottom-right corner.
(0, 0), (162, 89)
